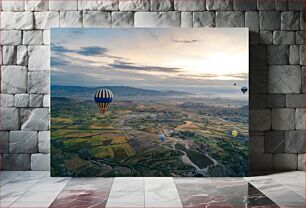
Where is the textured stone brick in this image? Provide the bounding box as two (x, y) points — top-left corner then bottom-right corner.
(2, 1), (24, 11)
(34, 11), (60, 29)
(0, 131), (9, 153)
(174, 0), (205, 11)
(17, 45), (28, 66)
(299, 45), (304, 65)
(0, 94), (14, 107)
(83, 11), (111, 27)
(275, 0), (287, 11)
(26, 0), (49, 11)
(295, 108), (304, 130)
(29, 94), (44, 107)
(286, 94), (304, 107)
(289, 45), (300, 64)
(28, 71), (50, 94)
(3, 154), (31, 170)
(285, 130), (304, 153)
(2, 46), (17, 65)
(300, 12), (304, 30)
(296, 31), (304, 44)
(1, 12), (15, 29)
(31, 153), (50, 170)
(259, 11), (281, 30)
(257, 0), (274, 10)
(274, 154), (297, 170)
(193, 12), (215, 27)
(181, 12), (192, 27)
(151, 0), (173, 11)
(249, 94), (266, 109)
(1, 66), (27, 94)
(10, 131), (38, 153)
(298, 154), (305, 170)
(43, 95), (50, 107)
(49, 0), (77, 10)
(273, 31), (295, 45)
(267, 45), (289, 64)
(15, 94), (29, 107)
(281, 11), (300, 30)
(60, 11), (82, 27)
(1, 30), (22, 45)
(272, 108), (295, 130)
(206, 0), (233, 10)
(0, 108), (20, 130)
(264, 131), (285, 153)
(288, 0), (304, 11)
(119, 0), (150, 11)
(260, 31), (272, 44)
(43, 30), (50, 45)
(14, 12), (34, 30)
(249, 154), (273, 170)
(250, 109), (271, 131)
(112, 12), (134, 27)
(28, 46), (50, 71)
(135, 12), (180, 27)
(216, 11), (244, 27)
(78, 0), (119, 11)
(38, 131), (50, 153)
(245, 12), (259, 32)
(233, 0), (256, 10)
(21, 108), (49, 131)
(249, 135), (264, 153)
(23, 30), (43, 45)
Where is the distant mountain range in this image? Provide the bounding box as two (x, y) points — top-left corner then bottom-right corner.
(51, 85), (192, 98)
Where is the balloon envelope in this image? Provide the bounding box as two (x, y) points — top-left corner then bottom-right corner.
(231, 130), (238, 138)
(94, 89), (113, 113)
(241, 87), (248, 94)
(159, 134), (166, 142)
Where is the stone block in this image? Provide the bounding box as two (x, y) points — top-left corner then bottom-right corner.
(23, 30), (43, 45)
(174, 0), (205, 11)
(295, 108), (304, 130)
(0, 108), (20, 130)
(260, 31), (272, 44)
(112, 12), (134, 27)
(1, 30), (22, 45)
(38, 131), (50, 153)
(28, 46), (50, 71)
(43, 30), (50, 45)
(1, 12), (15, 29)
(83, 11), (111, 27)
(288, 0), (304, 11)
(300, 12), (304, 30)
(289, 45), (300, 64)
(78, 0), (119, 10)
(3, 154), (31, 170)
(21, 108), (49, 131)
(2, 1), (24, 11)
(135, 12), (180, 27)
(249, 153), (273, 170)
(274, 154), (298, 170)
(216, 11), (244, 27)
(298, 154), (305, 170)
(29, 94), (44, 107)
(26, 0), (49, 11)
(28, 71), (50, 94)
(273, 31), (295, 45)
(15, 94), (29, 107)
(264, 131), (285, 153)
(31, 153), (50, 170)
(257, 0), (274, 10)
(249, 94), (266, 109)
(267, 45), (289, 64)
(285, 130), (304, 153)
(119, 0), (150, 11)
(2, 46), (17, 65)
(259, 11), (281, 30)
(286, 94), (304, 107)
(10, 131), (38, 153)
(206, 0), (233, 10)
(43, 95), (50, 107)
(34, 11), (60, 29)
(281, 11), (300, 30)
(272, 108), (295, 130)
(245, 11), (259, 32)
(60, 11), (82, 27)
(275, 0), (287, 11)
(299, 45), (304, 65)
(49, 0), (77, 10)
(1, 66), (27, 94)
(250, 109), (271, 131)
(266, 93), (286, 108)
(193, 12), (215, 27)
(0, 94), (14, 107)
(233, 0), (256, 10)
(151, 0), (173, 11)
(0, 131), (9, 153)
(17, 45), (28, 66)
(181, 12), (192, 27)
(14, 11), (34, 30)
(249, 135), (264, 153)
(296, 31), (304, 44)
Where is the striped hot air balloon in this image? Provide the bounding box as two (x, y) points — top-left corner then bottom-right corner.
(94, 89), (113, 113)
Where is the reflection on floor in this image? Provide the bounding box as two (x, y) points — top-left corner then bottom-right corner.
(1, 171), (304, 208)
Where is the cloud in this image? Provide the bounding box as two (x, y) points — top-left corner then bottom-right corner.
(51, 57), (71, 66)
(171, 36), (202, 44)
(77, 46), (109, 56)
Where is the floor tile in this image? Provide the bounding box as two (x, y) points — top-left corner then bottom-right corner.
(106, 192), (144, 208)
(111, 177), (144, 192)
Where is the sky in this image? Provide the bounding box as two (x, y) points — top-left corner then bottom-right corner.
(51, 28), (248, 98)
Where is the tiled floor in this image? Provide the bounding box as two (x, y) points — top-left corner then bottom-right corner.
(1, 171), (304, 208)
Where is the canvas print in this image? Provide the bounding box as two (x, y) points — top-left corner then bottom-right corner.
(51, 28), (249, 177)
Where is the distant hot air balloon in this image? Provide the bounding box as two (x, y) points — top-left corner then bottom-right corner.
(94, 89), (113, 113)
(231, 130), (238, 138)
(234, 83), (237, 86)
(159, 134), (166, 142)
(241, 87), (248, 94)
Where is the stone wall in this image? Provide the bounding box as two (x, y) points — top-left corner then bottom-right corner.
(0, 0), (304, 173)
